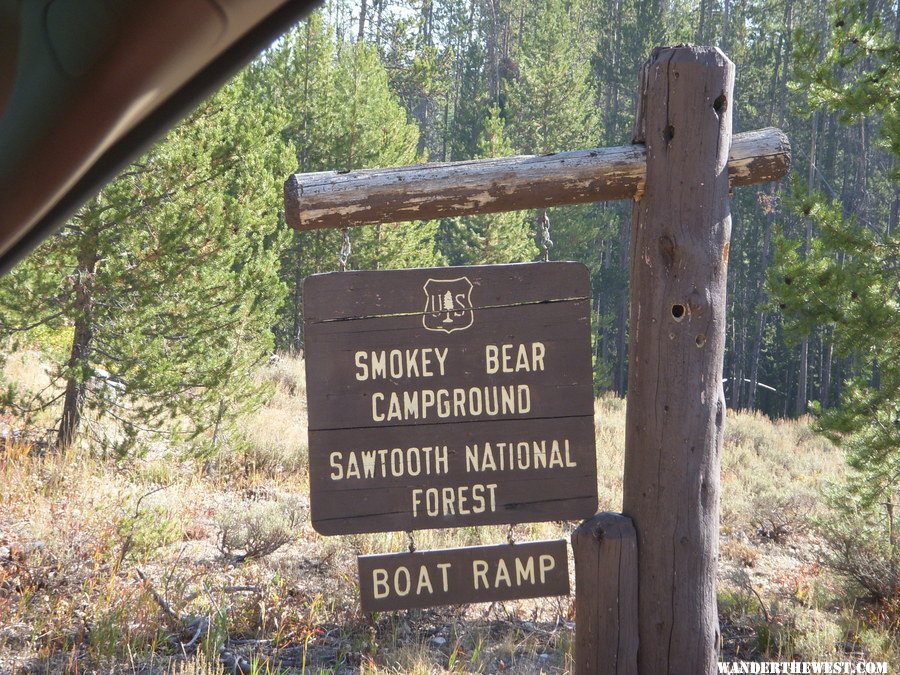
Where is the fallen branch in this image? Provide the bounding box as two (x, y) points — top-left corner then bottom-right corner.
(136, 568), (180, 629)
(180, 616), (210, 653)
(136, 568), (211, 654)
(223, 585), (262, 594)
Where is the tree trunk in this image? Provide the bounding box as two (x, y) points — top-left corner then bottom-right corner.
(796, 339), (809, 416)
(375, 0), (383, 45)
(729, 313), (738, 407)
(820, 330), (833, 408)
(833, 356), (844, 404)
(870, 357), (881, 390)
(622, 46), (733, 674)
(747, 310), (768, 410)
(598, 234), (613, 382)
(736, 293), (747, 409)
(889, 182), (898, 236)
(607, 0), (622, 145)
(484, 0), (500, 107)
(747, 185), (775, 411)
(722, 0), (731, 51)
(57, 241), (99, 450)
(778, 0), (794, 126)
(413, 0), (434, 157)
(291, 234), (305, 352)
(697, 0), (708, 43)
(442, 91), (450, 162)
(614, 216), (629, 396)
(783, 359), (794, 418)
(796, 111), (818, 416)
(358, 0), (367, 41)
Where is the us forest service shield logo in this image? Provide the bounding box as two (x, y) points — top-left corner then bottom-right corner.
(422, 277), (474, 333)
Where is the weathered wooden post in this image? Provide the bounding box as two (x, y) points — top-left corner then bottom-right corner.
(571, 513), (638, 674)
(283, 42), (788, 673)
(622, 45), (734, 674)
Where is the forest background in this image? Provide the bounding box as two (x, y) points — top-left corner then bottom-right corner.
(0, 0), (897, 669)
(4, 0), (895, 455)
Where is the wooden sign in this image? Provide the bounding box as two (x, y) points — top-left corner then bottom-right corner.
(358, 540), (570, 612)
(304, 262), (597, 535)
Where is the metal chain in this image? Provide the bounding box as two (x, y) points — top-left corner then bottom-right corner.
(506, 523), (516, 545)
(406, 530), (416, 553)
(338, 227), (351, 271)
(538, 210), (553, 262)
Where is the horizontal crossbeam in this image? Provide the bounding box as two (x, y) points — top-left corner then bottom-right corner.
(284, 127), (790, 231)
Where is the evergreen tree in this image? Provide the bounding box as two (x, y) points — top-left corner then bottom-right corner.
(503, 0), (601, 261)
(265, 15), (443, 349)
(440, 108), (538, 265)
(506, 0), (597, 156)
(449, 42), (492, 163)
(772, 191), (898, 504)
(772, 0), (899, 504)
(0, 71), (292, 453)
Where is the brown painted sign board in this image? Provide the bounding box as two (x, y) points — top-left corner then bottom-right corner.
(358, 540), (570, 612)
(303, 262), (597, 535)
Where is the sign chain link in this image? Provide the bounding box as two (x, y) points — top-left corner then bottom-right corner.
(538, 210), (553, 262)
(406, 530), (416, 553)
(506, 523), (516, 546)
(338, 227), (351, 271)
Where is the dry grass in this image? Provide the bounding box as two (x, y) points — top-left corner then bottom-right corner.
(1, 351), (897, 673)
(593, 395), (626, 512)
(1, 349), (58, 445)
(219, 355), (310, 478)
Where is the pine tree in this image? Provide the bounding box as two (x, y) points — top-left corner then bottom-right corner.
(0, 70), (291, 453)
(504, 0), (601, 260)
(440, 107), (538, 265)
(330, 40), (443, 271)
(442, 291), (455, 311)
(772, 191), (899, 504)
(449, 42), (491, 163)
(264, 15), (443, 349)
(506, 0), (597, 156)
(772, 0), (899, 505)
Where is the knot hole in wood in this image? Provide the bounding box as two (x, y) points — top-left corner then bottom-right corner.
(713, 93), (728, 115)
(663, 124), (675, 144)
(659, 233), (677, 270)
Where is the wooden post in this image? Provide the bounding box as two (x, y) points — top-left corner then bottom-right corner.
(280, 43), (787, 672)
(284, 128), (789, 230)
(622, 46), (734, 673)
(571, 513), (638, 675)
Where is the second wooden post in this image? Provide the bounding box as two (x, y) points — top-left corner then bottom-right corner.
(622, 45), (734, 674)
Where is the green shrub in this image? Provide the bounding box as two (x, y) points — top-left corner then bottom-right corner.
(816, 489), (899, 603)
(116, 504), (184, 561)
(216, 495), (304, 563)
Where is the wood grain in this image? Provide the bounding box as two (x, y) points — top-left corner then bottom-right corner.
(304, 263), (598, 535)
(623, 46), (731, 674)
(284, 128), (789, 230)
(358, 540), (570, 612)
(571, 513), (638, 675)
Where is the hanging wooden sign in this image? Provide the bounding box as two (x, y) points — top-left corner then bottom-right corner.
(304, 262), (597, 535)
(358, 540), (570, 612)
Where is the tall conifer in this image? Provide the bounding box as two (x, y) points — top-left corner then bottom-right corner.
(0, 72), (292, 452)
